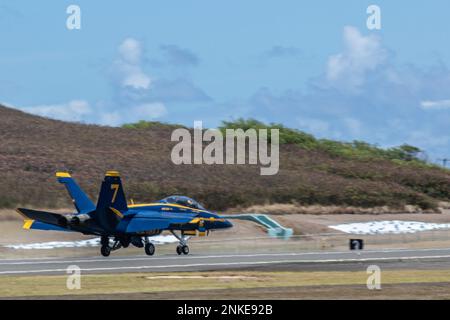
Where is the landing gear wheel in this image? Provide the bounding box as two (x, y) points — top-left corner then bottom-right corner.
(101, 236), (109, 246)
(176, 245), (182, 255)
(145, 242), (155, 256)
(101, 245), (111, 257)
(182, 245), (189, 255)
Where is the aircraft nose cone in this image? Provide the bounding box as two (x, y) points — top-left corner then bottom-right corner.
(223, 220), (233, 229)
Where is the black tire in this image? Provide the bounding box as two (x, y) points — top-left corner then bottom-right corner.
(100, 236), (109, 246)
(182, 245), (189, 255)
(145, 242), (155, 256)
(176, 245), (182, 255)
(101, 245), (111, 257)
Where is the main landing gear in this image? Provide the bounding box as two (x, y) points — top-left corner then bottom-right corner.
(171, 231), (190, 255)
(144, 237), (155, 256)
(100, 236), (122, 257)
(99, 233), (190, 257)
(100, 235), (156, 257)
(100, 244), (111, 257)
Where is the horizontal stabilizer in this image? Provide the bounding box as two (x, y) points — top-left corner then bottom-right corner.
(17, 208), (68, 228)
(24, 221), (73, 232)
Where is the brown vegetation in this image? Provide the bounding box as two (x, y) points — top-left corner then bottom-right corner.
(0, 105), (449, 211)
(226, 203), (434, 215)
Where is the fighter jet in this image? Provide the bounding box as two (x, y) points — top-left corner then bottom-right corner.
(16, 171), (233, 257)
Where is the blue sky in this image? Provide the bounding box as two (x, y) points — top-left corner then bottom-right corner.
(1, 1), (450, 162)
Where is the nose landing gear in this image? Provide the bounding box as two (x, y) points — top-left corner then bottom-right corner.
(171, 231), (190, 255)
(176, 245), (189, 255)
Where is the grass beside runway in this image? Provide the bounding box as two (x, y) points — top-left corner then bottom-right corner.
(2, 270), (450, 299)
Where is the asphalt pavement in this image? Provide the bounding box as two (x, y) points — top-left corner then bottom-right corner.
(2, 247), (450, 275)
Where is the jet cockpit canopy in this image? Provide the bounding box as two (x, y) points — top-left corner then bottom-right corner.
(159, 196), (205, 210)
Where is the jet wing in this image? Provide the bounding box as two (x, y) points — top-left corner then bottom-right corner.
(116, 211), (196, 234)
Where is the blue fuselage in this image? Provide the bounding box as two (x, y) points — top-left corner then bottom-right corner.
(110, 202), (233, 236)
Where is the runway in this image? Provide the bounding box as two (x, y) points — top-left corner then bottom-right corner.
(2, 247), (450, 275)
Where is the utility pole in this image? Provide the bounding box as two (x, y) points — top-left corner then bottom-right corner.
(438, 158), (450, 168)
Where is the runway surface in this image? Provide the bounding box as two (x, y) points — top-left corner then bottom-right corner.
(2, 247), (450, 275)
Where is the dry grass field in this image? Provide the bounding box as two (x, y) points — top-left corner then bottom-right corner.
(2, 270), (450, 299)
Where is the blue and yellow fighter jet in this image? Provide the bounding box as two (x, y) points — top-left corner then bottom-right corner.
(16, 171), (233, 257)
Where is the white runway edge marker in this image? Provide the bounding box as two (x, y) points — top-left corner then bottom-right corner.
(330, 220), (450, 235)
(4, 235), (178, 250)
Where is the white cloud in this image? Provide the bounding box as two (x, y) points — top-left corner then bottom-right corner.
(132, 103), (167, 120)
(98, 111), (122, 126)
(343, 117), (363, 136)
(15, 39), (171, 127)
(326, 26), (387, 93)
(296, 116), (362, 139)
(19, 100), (167, 127)
(246, 26), (450, 160)
(119, 38), (143, 64)
(20, 100), (92, 122)
(114, 38), (151, 90)
(98, 103), (167, 126)
(297, 117), (330, 136)
(420, 99), (450, 110)
(121, 65), (151, 89)
(407, 130), (450, 148)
